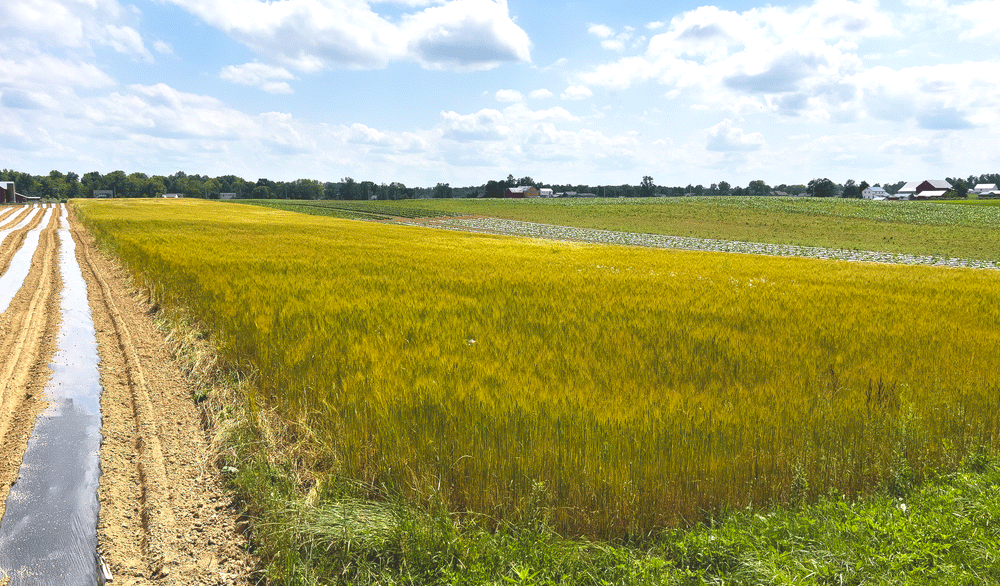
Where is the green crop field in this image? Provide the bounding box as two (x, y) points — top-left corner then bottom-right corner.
(76, 198), (1000, 545)
(241, 197), (1000, 262)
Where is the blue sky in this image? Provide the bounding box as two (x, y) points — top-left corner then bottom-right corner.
(1, 0), (998, 188)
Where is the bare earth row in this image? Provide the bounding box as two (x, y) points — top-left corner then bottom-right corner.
(0, 205), (249, 585)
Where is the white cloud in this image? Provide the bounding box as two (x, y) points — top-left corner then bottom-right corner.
(706, 119), (765, 151)
(153, 40), (173, 54)
(495, 89), (524, 102)
(561, 85), (593, 100)
(220, 63), (296, 94)
(588, 24), (615, 38)
(98, 24), (153, 60)
(90, 84), (259, 139)
(162, 0), (531, 72)
(529, 88), (554, 99)
(0, 0), (156, 61)
(952, 0), (1000, 41)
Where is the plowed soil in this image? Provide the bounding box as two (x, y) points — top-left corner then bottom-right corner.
(0, 205), (251, 586)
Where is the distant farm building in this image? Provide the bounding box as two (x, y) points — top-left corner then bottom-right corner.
(539, 188), (554, 197)
(219, 193), (236, 200)
(974, 184), (1000, 198)
(0, 181), (14, 203)
(162, 193), (183, 198)
(505, 186), (539, 198)
(1, 181), (38, 203)
(897, 179), (953, 199)
(93, 189), (114, 198)
(862, 186), (889, 200)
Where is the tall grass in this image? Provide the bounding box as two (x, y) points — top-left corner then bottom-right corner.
(75, 199), (1000, 538)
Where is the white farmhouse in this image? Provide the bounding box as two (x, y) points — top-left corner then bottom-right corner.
(862, 186), (889, 200)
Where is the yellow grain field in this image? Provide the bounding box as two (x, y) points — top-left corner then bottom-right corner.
(75, 199), (1000, 537)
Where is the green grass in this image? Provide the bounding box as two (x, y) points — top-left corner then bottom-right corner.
(253, 197), (1000, 261)
(232, 434), (1000, 585)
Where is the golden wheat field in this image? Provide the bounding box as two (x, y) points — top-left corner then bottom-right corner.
(74, 198), (1000, 537)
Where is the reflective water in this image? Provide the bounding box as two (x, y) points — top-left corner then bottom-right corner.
(0, 206), (104, 585)
(0, 207), (53, 314)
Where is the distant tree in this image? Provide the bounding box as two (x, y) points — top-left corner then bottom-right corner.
(640, 176), (655, 197)
(948, 177), (969, 199)
(484, 180), (505, 198)
(433, 182), (453, 198)
(748, 179), (769, 196)
(858, 181), (870, 197)
(841, 179), (860, 198)
(506, 174), (516, 187)
(339, 177), (358, 200)
(717, 181), (731, 195)
(252, 185), (273, 199)
(807, 178), (838, 198)
(884, 181), (905, 195)
(517, 176), (535, 187)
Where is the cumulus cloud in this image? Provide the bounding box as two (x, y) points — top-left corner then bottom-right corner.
(90, 84), (259, 139)
(0, 0), (153, 58)
(495, 89), (524, 102)
(561, 85), (593, 100)
(529, 88), (554, 99)
(706, 119), (765, 151)
(568, 0), (1000, 140)
(588, 24), (615, 38)
(220, 63), (296, 94)
(162, 0), (530, 72)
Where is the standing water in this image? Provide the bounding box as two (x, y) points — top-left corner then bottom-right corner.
(0, 205), (105, 584)
(0, 207), (53, 313)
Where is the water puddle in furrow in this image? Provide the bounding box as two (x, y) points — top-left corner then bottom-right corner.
(0, 207), (52, 314)
(0, 205), (106, 585)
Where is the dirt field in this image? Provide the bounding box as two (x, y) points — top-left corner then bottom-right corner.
(0, 205), (251, 585)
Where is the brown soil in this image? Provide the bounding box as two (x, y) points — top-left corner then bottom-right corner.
(0, 206), (250, 584)
(69, 208), (252, 585)
(0, 208), (61, 522)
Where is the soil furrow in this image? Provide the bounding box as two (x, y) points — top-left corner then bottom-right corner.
(0, 209), (61, 523)
(0, 208), (45, 278)
(0, 207), (31, 231)
(70, 207), (250, 585)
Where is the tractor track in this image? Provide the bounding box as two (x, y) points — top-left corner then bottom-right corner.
(0, 206), (250, 584)
(0, 208), (60, 523)
(69, 207), (250, 585)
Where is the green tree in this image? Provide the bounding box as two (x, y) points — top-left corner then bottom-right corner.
(748, 179), (769, 196)
(841, 179), (860, 198)
(718, 181), (731, 195)
(339, 177), (358, 200)
(807, 178), (838, 198)
(484, 180), (505, 198)
(433, 182), (453, 198)
(640, 176), (655, 197)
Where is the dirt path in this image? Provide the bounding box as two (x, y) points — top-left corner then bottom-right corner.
(0, 206), (250, 584)
(0, 208), (61, 523)
(69, 209), (251, 585)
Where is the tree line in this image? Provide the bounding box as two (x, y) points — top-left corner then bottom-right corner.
(3, 169), (998, 201)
